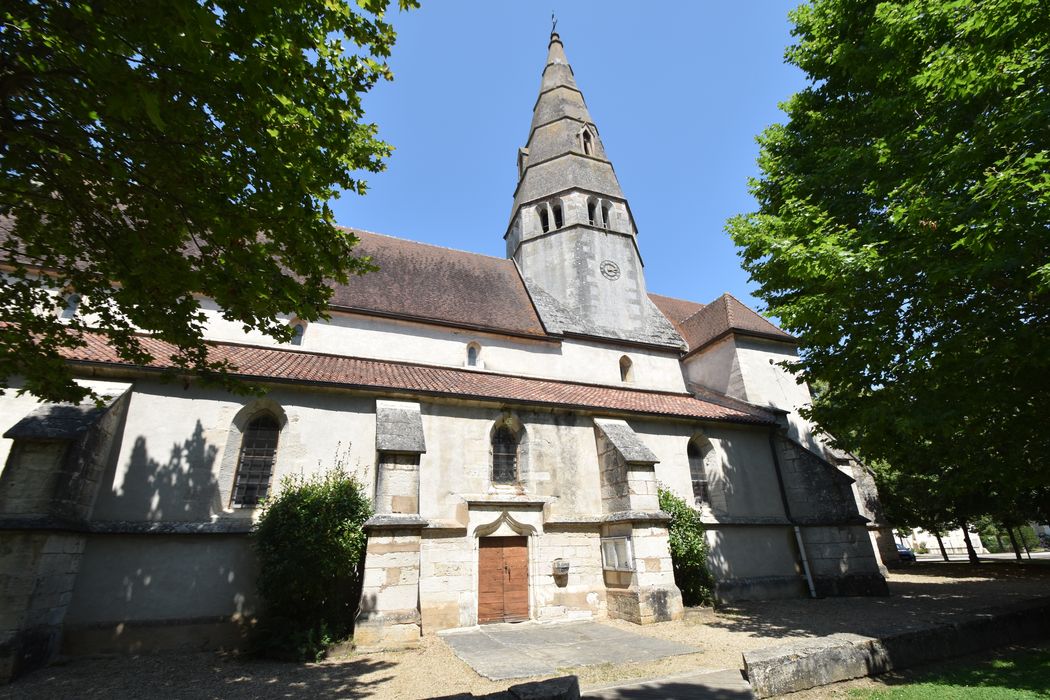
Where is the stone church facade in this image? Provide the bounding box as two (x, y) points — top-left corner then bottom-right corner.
(0, 32), (893, 678)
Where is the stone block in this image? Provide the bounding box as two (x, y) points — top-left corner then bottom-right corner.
(353, 619), (421, 651)
(509, 675), (580, 700)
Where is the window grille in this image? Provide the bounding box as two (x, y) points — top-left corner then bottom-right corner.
(232, 414), (280, 506)
(600, 536), (634, 571)
(688, 440), (711, 506)
(492, 425), (518, 484)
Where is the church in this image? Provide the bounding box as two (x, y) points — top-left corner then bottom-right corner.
(0, 30), (893, 677)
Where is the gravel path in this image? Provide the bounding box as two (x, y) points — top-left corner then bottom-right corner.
(4, 562), (1047, 700)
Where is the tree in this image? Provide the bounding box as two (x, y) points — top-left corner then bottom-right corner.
(1, 0), (417, 404)
(727, 0), (1050, 532)
(252, 467), (372, 660)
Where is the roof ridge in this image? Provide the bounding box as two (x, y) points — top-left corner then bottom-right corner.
(722, 292), (791, 337)
(648, 291), (703, 306)
(721, 292), (736, 327)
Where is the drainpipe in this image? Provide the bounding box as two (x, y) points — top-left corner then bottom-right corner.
(769, 429), (817, 598)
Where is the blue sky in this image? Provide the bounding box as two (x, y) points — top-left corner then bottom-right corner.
(331, 2), (808, 312)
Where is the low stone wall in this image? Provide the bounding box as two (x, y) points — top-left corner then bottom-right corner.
(743, 597), (1050, 698)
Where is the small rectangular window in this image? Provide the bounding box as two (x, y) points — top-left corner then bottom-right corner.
(600, 536), (634, 572)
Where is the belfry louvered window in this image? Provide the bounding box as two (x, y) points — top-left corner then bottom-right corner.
(232, 414), (280, 506)
(492, 425), (519, 484)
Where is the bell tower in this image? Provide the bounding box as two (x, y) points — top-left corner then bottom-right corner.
(505, 31), (682, 349)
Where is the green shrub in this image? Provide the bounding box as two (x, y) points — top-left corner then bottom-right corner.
(251, 468), (372, 660)
(658, 487), (714, 607)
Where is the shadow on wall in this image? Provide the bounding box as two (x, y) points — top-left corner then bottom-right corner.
(114, 420), (222, 521)
(64, 420), (258, 650)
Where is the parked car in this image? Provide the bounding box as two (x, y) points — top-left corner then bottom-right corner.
(897, 545), (917, 562)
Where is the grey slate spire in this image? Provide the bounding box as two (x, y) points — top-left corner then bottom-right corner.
(506, 31), (683, 350)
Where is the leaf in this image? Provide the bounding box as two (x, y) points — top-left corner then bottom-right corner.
(139, 89), (166, 131)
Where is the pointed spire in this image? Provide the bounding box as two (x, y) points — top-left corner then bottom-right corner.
(510, 29), (626, 216)
(540, 31), (578, 93)
(503, 29), (684, 350)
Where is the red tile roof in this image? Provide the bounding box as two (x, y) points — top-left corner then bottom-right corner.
(648, 293), (705, 330)
(330, 229), (548, 338)
(676, 293), (795, 353)
(65, 333), (775, 425)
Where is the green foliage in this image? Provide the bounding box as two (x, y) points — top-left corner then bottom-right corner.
(251, 468), (372, 660)
(1, 0), (418, 404)
(658, 487), (714, 607)
(848, 645), (1050, 699)
(726, 0), (1050, 529)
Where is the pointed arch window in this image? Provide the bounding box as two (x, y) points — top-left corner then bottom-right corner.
(232, 414), (280, 507)
(619, 355), (634, 383)
(582, 128), (594, 156)
(587, 199), (598, 227)
(552, 200), (564, 229)
(688, 438), (713, 506)
(467, 342), (481, 367)
(60, 293), (81, 320)
(491, 424), (520, 484)
(601, 201), (612, 230)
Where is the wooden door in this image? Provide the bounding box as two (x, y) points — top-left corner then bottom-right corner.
(478, 536), (529, 623)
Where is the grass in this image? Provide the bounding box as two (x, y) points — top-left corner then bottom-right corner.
(849, 645), (1050, 699)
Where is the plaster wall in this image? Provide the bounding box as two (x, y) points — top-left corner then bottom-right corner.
(682, 337), (745, 400)
(63, 534), (257, 625)
(196, 300), (687, 392)
(637, 420), (787, 521)
(684, 337), (824, 451)
(90, 381), (376, 522)
(705, 526), (800, 581)
(734, 338), (819, 449)
(417, 404), (603, 524)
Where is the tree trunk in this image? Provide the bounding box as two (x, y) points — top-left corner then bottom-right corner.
(935, 533), (949, 562)
(1018, 528), (1032, 560)
(960, 521), (980, 564)
(1006, 527), (1023, 562)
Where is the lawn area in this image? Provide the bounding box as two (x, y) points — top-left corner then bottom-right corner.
(849, 645), (1050, 699)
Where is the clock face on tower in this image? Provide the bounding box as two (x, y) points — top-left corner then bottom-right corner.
(600, 260), (621, 280)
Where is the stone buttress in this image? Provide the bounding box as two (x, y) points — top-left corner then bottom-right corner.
(0, 390), (130, 681)
(354, 400), (426, 649)
(593, 419), (684, 623)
